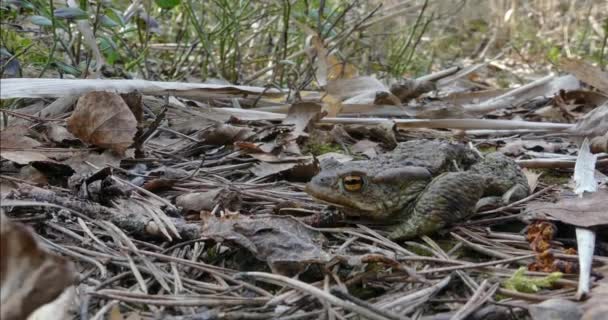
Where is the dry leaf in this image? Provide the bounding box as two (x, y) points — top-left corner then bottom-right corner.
(528, 299), (582, 320)
(582, 278), (608, 320)
(202, 214), (330, 275)
(176, 189), (241, 214)
(321, 94), (343, 118)
(351, 139), (379, 159)
(326, 76), (388, 103)
(525, 190), (608, 228)
(390, 79), (436, 102)
(464, 75), (580, 114)
(0, 125), (42, 149)
(559, 58), (608, 94)
(27, 286), (76, 320)
(308, 34), (358, 88)
(44, 124), (79, 146)
(590, 133), (607, 154)
(0, 211), (78, 320)
(199, 123), (255, 145)
(67, 91), (138, 154)
(276, 102), (324, 156)
(568, 101), (608, 143)
(573, 139), (598, 195)
(522, 169), (542, 193)
(0, 151), (50, 165)
(405, 101), (472, 119)
(62, 149), (126, 175)
(109, 304), (124, 320)
(283, 102), (323, 137)
(317, 152), (354, 164)
(499, 139), (567, 156)
(250, 158), (319, 180)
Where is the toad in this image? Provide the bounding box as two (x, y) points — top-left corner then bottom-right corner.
(305, 140), (529, 240)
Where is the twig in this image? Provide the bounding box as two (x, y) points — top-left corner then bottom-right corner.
(237, 272), (394, 320)
(417, 254), (535, 275)
(450, 281), (499, 320)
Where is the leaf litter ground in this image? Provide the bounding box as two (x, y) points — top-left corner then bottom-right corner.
(1, 61), (607, 320)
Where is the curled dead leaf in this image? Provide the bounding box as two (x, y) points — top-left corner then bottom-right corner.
(0, 211), (77, 320)
(67, 91), (137, 154)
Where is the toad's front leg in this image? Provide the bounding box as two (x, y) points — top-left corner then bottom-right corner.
(388, 172), (486, 240)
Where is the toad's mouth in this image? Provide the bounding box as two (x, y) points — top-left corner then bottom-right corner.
(304, 182), (378, 213)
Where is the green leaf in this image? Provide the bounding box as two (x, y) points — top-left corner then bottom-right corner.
(5, 0), (35, 10)
(154, 0), (180, 9)
(98, 36), (117, 52)
(98, 36), (119, 65)
(54, 7), (89, 20)
(99, 15), (118, 28)
(52, 61), (82, 76)
(30, 15), (52, 26)
(106, 8), (126, 27)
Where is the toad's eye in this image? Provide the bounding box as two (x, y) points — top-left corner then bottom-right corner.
(342, 175), (364, 192)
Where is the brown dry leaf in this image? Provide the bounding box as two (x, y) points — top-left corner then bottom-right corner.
(464, 75), (580, 114)
(560, 89), (608, 107)
(590, 133), (607, 154)
(63, 149), (128, 175)
(27, 286), (76, 320)
(525, 190), (608, 227)
(277, 102), (324, 156)
(390, 79), (436, 102)
(308, 33), (358, 88)
(283, 102), (324, 137)
(559, 58), (608, 94)
(67, 91), (138, 154)
(250, 157), (319, 181)
(0, 211), (78, 320)
(176, 188), (241, 214)
(202, 214), (330, 275)
(321, 93), (343, 118)
(373, 91), (401, 105)
(125, 312), (142, 320)
(109, 304), (124, 320)
(351, 139), (379, 159)
(176, 190), (222, 213)
(0, 125), (42, 149)
(326, 54), (358, 82)
(0, 151), (50, 165)
(199, 123), (255, 145)
(326, 76), (390, 106)
(120, 92), (144, 124)
(403, 101), (472, 119)
(18, 165), (49, 185)
(343, 121), (397, 149)
(499, 139), (567, 156)
(568, 101), (608, 143)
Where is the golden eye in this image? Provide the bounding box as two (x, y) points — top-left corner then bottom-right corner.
(342, 175), (363, 192)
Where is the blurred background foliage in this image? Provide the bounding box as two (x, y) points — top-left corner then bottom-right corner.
(1, 0), (606, 88)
